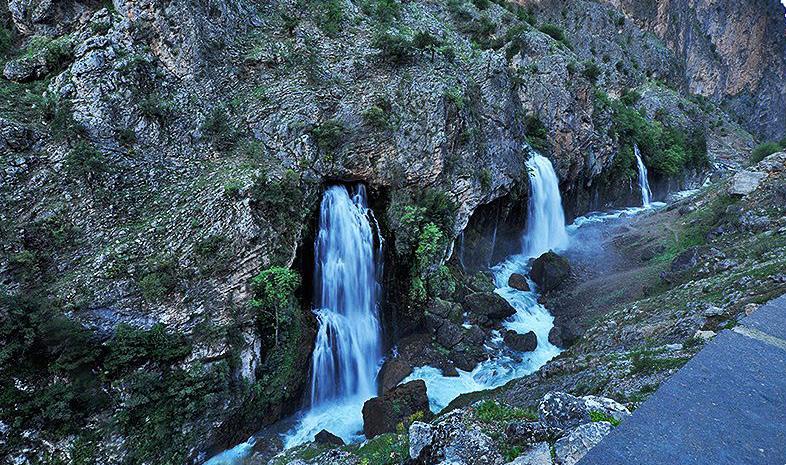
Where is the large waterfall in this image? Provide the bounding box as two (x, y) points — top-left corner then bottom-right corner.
(284, 184), (383, 447)
(402, 152), (565, 411)
(522, 154), (569, 258)
(634, 143), (652, 207)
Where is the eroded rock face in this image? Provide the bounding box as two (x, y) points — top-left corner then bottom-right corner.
(362, 380), (432, 439)
(615, 0), (786, 139)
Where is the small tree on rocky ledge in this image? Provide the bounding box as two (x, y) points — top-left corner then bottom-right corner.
(250, 267), (301, 347)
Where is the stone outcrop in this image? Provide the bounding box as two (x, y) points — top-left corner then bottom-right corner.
(362, 380), (432, 439)
(504, 330), (538, 353)
(531, 252), (571, 292)
(464, 292), (518, 326)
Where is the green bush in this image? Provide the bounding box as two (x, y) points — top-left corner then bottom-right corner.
(472, 0), (490, 10)
(250, 267), (301, 347)
(104, 324), (191, 376)
(413, 30), (443, 57)
(524, 113), (548, 152)
(538, 23), (570, 48)
(0, 25), (13, 57)
(312, 119), (345, 152)
(445, 86), (465, 109)
(582, 60), (601, 83)
(363, 0), (401, 23)
(371, 29), (413, 63)
(363, 105), (390, 130)
(475, 400), (537, 422)
(751, 141), (782, 163)
(620, 88), (642, 106)
(589, 410), (621, 427)
(137, 256), (178, 301)
(201, 107), (236, 151)
(317, 0), (344, 36)
(65, 141), (106, 181)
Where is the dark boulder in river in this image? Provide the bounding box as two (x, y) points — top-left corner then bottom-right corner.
(362, 379), (432, 439)
(530, 251), (571, 292)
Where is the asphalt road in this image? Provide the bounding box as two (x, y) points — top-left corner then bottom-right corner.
(578, 295), (786, 465)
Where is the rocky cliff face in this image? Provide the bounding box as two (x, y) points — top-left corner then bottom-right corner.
(0, 0), (768, 463)
(613, 0), (786, 140)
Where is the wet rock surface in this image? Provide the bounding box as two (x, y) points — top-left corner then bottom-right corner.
(362, 380), (432, 439)
(531, 252), (571, 292)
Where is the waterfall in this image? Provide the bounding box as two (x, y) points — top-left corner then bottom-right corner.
(285, 184), (383, 447)
(521, 154), (568, 258)
(401, 152), (566, 411)
(633, 143), (652, 207)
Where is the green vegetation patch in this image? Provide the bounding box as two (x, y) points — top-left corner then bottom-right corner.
(474, 400), (538, 422)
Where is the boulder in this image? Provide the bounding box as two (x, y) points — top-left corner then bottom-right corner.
(377, 357), (413, 394)
(538, 392), (629, 430)
(427, 298), (463, 322)
(463, 292), (516, 326)
(530, 251), (571, 292)
(670, 246), (701, 272)
(553, 422), (612, 465)
(436, 320), (465, 349)
(728, 170), (767, 196)
(410, 409), (504, 465)
(508, 273), (530, 291)
(362, 380), (432, 439)
(507, 442), (552, 465)
(408, 421), (434, 459)
(448, 342), (486, 372)
(314, 429), (344, 446)
(504, 330), (537, 352)
(505, 420), (564, 446)
(548, 326), (563, 347)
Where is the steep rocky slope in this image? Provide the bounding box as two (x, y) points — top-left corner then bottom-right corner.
(0, 0), (776, 464)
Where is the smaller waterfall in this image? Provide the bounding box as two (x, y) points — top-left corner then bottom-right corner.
(633, 143), (653, 208)
(522, 154), (568, 258)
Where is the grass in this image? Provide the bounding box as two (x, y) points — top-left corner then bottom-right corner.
(628, 347), (690, 375)
(589, 410), (621, 427)
(474, 400), (538, 422)
(353, 432), (409, 465)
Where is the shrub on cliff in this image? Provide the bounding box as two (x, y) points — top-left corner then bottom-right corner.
(751, 141), (783, 163)
(312, 119), (345, 152)
(65, 141), (106, 182)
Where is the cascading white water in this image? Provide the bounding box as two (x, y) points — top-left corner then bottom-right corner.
(284, 184), (383, 447)
(633, 143), (653, 208)
(403, 152), (566, 411)
(522, 154), (569, 258)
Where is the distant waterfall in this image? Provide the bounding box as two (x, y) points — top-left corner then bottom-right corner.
(522, 154), (568, 258)
(634, 143), (652, 207)
(284, 184), (383, 447)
